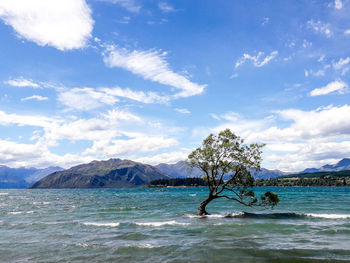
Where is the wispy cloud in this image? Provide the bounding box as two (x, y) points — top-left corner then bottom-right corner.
(0, 0), (93, 50)
(103, 46), (206, 98)
(100, 87), (169, 104)
(304, 69), (325, 77)
(158, 2), (176, 13)
(235, 51), (278, 68)
(333, 57), (350, 70)
(58, 88), (119, 111)
(309, 80), (348, 96)
(21, 95), (48, 102)
(98, 0), (141, 13)
(175, 108), (190, 114)
(307, 20), (332, 37)
(262, 17), (269, 25)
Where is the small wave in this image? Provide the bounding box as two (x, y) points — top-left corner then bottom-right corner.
(8, 211), (34, 215)
(134, 243), (161, 248)
(41, 222), (61, 225)
(82, 222), (120, 227)
(135, 220), (190, 227)
(0, 193), (9, 195)
(306, 213), (350, 219)
(189, 194), (196, 197)
(184, 212), (244, 218)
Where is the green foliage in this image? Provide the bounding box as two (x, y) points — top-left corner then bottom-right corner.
(255, 176), (350, 187)
(188, 129), (279, 214)
(280, 170), (350, 179)
(148, 178), (207, 187)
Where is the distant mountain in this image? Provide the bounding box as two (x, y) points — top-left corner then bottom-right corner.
(301, 158), (350, 173)
(0, 166), (63, 189)
(29, 159), (171, 189)
(25, 166), (64, 184)
(155, 161), (202, 178)
(155, 161), (285, 179)
(251, 168), (286, 179)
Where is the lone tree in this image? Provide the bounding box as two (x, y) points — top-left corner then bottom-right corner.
(187, 129), (279, 216)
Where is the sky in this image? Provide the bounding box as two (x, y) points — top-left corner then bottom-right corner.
(0, 0), (350, 172)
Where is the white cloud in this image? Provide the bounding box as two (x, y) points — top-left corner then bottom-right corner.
(58, 88), (119, 111)
(0, 108), (181, 168)
(98, 0), (141, 13)
(84, 136), (178, 157)
(206, 105), (350, 171)
(135, 150), (190, 165)
(235, 50), (278, 68)
(158, 2), (176, 12)
(0, 110), (56, 128)
(307, 20), (332, 37)
(103, 46), (206, 98)
(334, 0), (343, 9)
(345, 29), (350, 35)
(333, 57), (350, 70)
(5, 77), (39, 88)
(21, 95), (48, 102)
(0, 0), (93, 50)
(175, 108), (190, 114)
(310, 80), (348, 96)
(0, 139), (94, 168)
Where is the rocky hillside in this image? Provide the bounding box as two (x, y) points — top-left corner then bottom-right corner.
(29, 159), (171, 189)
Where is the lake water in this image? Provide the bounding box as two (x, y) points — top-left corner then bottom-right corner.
(1, 187), (350, 262)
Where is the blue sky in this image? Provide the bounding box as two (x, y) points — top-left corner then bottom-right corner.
(0, 0), (350, 171)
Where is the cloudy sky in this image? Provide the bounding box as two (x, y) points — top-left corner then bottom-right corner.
(0, 0), (350, 171)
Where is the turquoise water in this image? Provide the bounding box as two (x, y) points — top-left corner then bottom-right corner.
(1, 187), (350, 263)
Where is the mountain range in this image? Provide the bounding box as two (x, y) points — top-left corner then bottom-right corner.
(302, 158), (350, 173)
(1, 158), (350, 189)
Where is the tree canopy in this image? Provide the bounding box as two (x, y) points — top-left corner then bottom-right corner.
(187, 129), (279, 215)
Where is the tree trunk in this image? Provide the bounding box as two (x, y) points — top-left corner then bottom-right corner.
(197, 195), (215, 216)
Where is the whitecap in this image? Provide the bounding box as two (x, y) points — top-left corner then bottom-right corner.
(82, 222), (120, 227)
(8, 211), (23, 215)
(77, 243), (90, 248)
(189, 194), (196, 196)
(135, 220), (190, 227)
(306, 213), (350, 219)
(0, 193), (9, 195)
